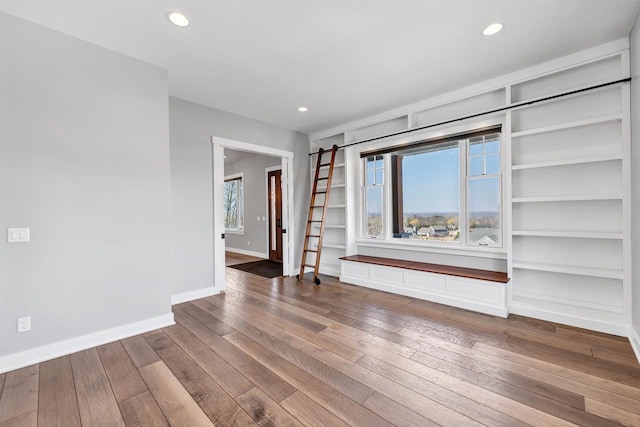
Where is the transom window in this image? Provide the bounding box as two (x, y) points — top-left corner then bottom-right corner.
(361, 129), (502, 249)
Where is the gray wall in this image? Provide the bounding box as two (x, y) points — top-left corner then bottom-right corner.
(0, 13), (173, 357)
(225, 153), (281, 255)
(169, 97), (309, 296)
(631, 10), (640, 338)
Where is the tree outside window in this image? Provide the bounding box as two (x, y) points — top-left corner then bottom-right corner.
(224, 175), (244, 231)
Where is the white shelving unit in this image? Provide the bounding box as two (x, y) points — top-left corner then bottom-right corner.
(306, 43), (631, 337)
(511, 230), (623, 239)
(508, 52), (630, 335)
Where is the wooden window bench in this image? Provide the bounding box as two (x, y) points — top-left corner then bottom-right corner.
(339, 255), (509, 317)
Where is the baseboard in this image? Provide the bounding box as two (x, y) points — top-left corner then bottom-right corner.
(509, 302), (629, 337)
(225, 247), (268, 259)
(0, 312), (174, 374)
(171, 287), (220, 305)
(630, 324), (640, 365)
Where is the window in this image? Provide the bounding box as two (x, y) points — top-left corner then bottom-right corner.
(361, 129), (502, 249)
(224, 174), (244, 232)
(392, 141), (460, 242)
(467, 134), (501, 246)
(364, 155), (384, 237)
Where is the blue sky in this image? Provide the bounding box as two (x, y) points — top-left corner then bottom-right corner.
(402, 147), (460, 213)
(366, 145), (500, 215)
(402, 146), (499, 213)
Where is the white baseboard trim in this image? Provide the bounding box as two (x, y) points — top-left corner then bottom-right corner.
(630, 325), (640, 365)
(171, 287), (220, 305)
(225, 247), (268, 259)
(509, 303), (629, 337)
(0, 313), (175, 374)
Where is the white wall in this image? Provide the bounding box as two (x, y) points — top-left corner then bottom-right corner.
(225, 154), (281, 256)
(169, 97), (309, 297)
(630, 9), (640, 357)
(0, 13), (173, 368)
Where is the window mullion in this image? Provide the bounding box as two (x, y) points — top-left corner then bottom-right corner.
(460, 140), (468, 247)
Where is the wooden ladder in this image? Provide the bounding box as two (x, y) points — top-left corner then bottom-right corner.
(297, 144), (339, 285)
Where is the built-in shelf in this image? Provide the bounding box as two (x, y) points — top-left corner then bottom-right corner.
(316, 183), (345, 190)
(328, 204), (346, 209)
(312, 162), (345, 171)
(512, 230), (623, 239)
(324, 224), (346, 229)
(511, 154), (622, 170)
(511, 114), (622, 138)
(512, 261), (623, 279)
(323, 242), (346, 249)
(512, 194), (623, 203)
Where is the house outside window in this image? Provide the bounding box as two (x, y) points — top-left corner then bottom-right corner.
(224, 174), (244, 232)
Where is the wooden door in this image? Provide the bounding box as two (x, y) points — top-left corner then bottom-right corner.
(268, 169), (283, 262)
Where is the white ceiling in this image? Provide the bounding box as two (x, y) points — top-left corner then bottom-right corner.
(1, 1), (639, 135)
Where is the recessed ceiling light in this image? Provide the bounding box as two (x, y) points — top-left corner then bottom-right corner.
(483, 23), (503, 36)
(167, 12), (190, 27)
(298, 107), (308, 112)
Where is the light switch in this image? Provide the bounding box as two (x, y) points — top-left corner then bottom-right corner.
(262, 216), (266, 221)
(8, 228), (29, 243)
(257, 216), (261, 221)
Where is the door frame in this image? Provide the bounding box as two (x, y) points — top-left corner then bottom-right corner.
(265, 165), (283, 262)
(211, 136), (295, 291)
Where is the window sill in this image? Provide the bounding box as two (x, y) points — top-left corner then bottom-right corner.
(355, 238), (507, 260)
(225, 229), (245, 235)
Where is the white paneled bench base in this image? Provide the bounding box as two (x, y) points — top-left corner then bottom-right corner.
(340, 255), (509, 317)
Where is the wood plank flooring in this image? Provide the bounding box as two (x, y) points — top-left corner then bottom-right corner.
(1, 251), (639, 426)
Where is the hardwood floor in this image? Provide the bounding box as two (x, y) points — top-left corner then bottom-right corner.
(1, 260), (639, 426)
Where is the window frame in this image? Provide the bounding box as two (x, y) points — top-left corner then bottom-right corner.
(224, 172), (245, 234)
(357, 123), (504, 254)
(466, 134), (502, 248)
(362, 155), (385, 238)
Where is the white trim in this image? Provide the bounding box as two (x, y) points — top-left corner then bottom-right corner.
(509, 302), (628, 337)
(171, 287), (220, 305)
(212, 136), (294, 159)
(630, 325), (640, 365)
(356, 239), (507, 260)
(0, 313), (174, 374)
(310, 38), (628, 141)
(225, 247), (268, 259)
(225, 229), (245, 235)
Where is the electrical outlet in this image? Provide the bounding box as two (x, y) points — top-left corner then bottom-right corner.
(17, 316), (31, 333)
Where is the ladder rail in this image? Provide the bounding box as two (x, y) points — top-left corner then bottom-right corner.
(298, 145), (339, 285)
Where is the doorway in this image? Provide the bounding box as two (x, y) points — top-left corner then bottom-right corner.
(267, 168), (283, 262)
(211, 136), (295, 292)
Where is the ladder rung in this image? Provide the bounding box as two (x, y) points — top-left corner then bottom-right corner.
(315, 191), (327, 194)
(305, 249), (318, 253)
(317, 177), (329, 180)
(311, 205), (324, 208)
(307, 234), (320, 237)
(318, 163), (331, 167)
(303, 264), (315, 268)
(308, 220), (322, 223)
